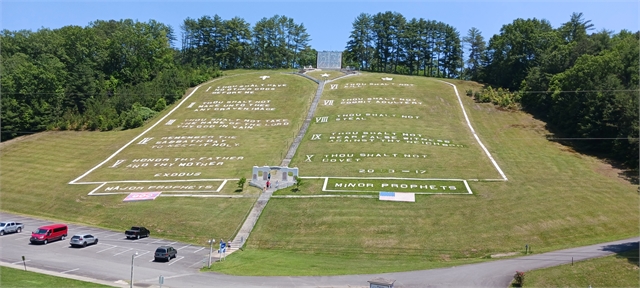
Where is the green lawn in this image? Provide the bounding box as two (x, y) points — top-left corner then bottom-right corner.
(0, 266), (110, 288)
(520, 249), (639, 287)
(217, 74), (638, 275)
(1, 71), (637, 276)
(79, 71), (317, 182)
(291, 73), (500, 180)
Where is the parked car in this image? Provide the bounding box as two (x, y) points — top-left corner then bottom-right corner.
(125, 226), (150, 239)
(69, 234), (98, 248)
(0, 221), (24, 235)
(30, 224), (68, 245)
(154, 246), (177, 262)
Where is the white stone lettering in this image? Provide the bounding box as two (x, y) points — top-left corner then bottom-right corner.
(305, 155), (314, 162)
(324, 100), (334, 106)
(341, 98), (422, 105)
(165, 119), (176, 125)
(330, 84), (338, 90)
(211, 84), (286, 95)
(176, 118), (289, 129)
(311, 134), (322, 140)
(194, 100), (275, 112)
(138, 137), (154, 145)
(122, 156), (243, 170)
(342, 82), (414, 89)
(110, 159), (126, 168)
(315, 116), (328, 123)
(154, 172), (203, 177)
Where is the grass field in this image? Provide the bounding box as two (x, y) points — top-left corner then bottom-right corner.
(305, 70), (345, 81)
(519, 249), (639, 287)
(77, 71), (317, 183)
(215, 73), (638, 275)
(1, 70), (637, 277)
(290, 73), (501, 180)
(0, 266), (110, 288)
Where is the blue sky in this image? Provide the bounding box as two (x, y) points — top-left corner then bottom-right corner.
(2, 1), (638, 51)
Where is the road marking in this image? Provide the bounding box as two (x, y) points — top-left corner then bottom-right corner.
(96, 245), (117, 253)
(61, 268), (79, 274)
(85, 231), (111, 236)
(142, 273), (193, 281)
(103, 233), (123, 238)
(193, 247), (205, 253)
(167, 256), (184, 265)
(167, 241), (177, 245)
(189, 259), (206, 267)
(15, 236), (33, 241)
(177, 244), (191, 250)
(134, 251), (150, 258)
(147, 239), (164, 245)
(0, 232), (28, 239)
(11, 259), (30, 265)
(113, 248), (133, 256)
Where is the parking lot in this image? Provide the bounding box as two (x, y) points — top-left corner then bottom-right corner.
(0, 212), (215, 286)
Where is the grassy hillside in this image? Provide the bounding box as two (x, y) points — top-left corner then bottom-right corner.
(520, 249), (639, 287)
(214, 74), (639, 275)
(1, 71), (637, 276)
(291, 73), (500, 180)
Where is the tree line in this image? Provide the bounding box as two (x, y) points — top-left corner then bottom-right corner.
(1, 12), (637, 168)
(344, 12), (463, 77)
(344, 12), (638, 168)
(1, 19), (221, 140)
(1, 14), (314, 141)
(180, 14), (316, 69)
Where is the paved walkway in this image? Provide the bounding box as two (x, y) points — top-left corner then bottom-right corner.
(229, 74), (327, 253)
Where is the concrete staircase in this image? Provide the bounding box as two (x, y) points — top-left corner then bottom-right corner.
(222, 73), (343, 259)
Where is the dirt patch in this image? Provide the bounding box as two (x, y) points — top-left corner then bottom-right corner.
(0, 131), (51, 149)
(491, 252), (519, 258)
(508, 120), (548, 136)
(593, 161), (639, 185)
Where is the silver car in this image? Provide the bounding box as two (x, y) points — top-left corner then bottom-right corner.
(69, 234), (98, 248)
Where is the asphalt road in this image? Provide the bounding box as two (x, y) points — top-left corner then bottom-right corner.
(1, 212), (637, 287)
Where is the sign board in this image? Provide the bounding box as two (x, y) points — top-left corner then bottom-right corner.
(123, 192), (162, 202)
(379, 192), (415, 202)
(368, 277), (395, 288)
(317, 51), (342, 69)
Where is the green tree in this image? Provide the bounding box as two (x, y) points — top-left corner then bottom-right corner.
(345, 13), (374, 70)
(462, 27), (486, 80)
(483, 18), (556, 90)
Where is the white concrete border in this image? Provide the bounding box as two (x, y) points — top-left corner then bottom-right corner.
(86, 179), (234, 196)
(69, 84), (204, 184)
(436, 80), (508, 181)
(305, 176), (473, 195)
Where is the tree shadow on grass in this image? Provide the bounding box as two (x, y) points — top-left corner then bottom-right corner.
(602, 242), (639, 267)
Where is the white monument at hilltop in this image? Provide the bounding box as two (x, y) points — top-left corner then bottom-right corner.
(317, 51), (342, 69)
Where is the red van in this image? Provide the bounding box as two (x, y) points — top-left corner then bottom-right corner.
(30, 224), (68, 245)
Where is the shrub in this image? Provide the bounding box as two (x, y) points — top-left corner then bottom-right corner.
(237, 177), (246, 190)
(153, 98), (167, 112)
(466, 89), (473, 96)
(513, 271), (525, 287)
